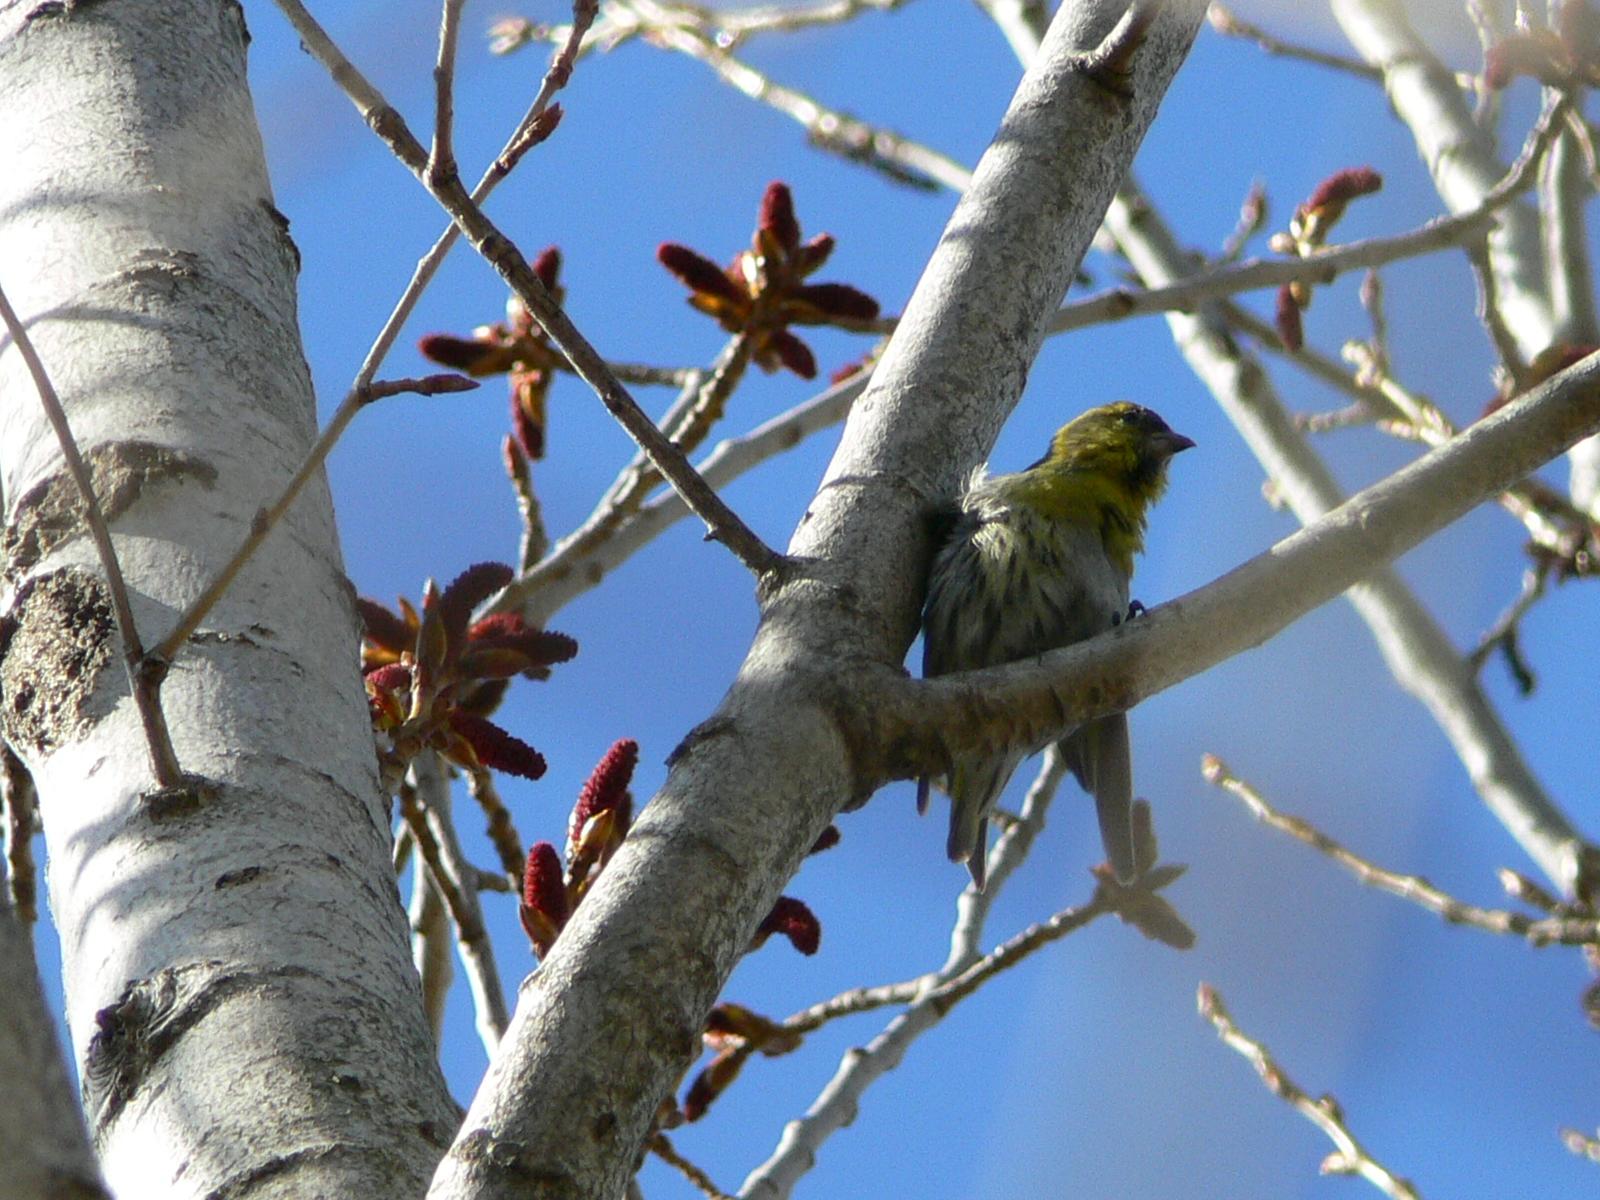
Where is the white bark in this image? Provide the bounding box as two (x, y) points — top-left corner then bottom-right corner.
(0, 3), (455, 1196)
(427, 3), (1208, 1199)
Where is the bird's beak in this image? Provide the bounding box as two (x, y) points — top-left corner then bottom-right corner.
(1156, 429), (1196, 457)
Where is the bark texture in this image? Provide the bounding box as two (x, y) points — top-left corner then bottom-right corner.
(0, 2), (456, 1196)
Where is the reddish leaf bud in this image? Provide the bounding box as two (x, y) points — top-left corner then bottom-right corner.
(569, 738), (639, 856)
(1303, 166), (1382, 214)
(769, 329), (818, 379)
(532, 245), (563, 291)
(658, 243), (744, 303)
(438, 563), (515, 652)
(520, 841), (568, 957)
(794, 232), (835, 275)
(754, 896), (821, 955)
(790, 282), (881, 323)
(450, 712), (547, 779)
(758, 181), (801, 254)
(357, 598), (415, 655)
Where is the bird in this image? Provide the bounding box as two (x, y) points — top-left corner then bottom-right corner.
(917, 401), (1193, 890)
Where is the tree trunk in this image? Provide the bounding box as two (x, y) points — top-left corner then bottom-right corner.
(0, 2), (455, 1196)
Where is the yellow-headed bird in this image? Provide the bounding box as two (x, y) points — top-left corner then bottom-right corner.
(918, 402), (1193, 889)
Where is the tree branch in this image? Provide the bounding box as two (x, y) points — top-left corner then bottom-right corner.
(0, 280), (183, 787)
(1203, 755), (1600, 947)
(426, 5), (1209, 1197)
(1198, 985), (1422, 1200)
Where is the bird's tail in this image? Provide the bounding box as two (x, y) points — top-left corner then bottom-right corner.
(944, 755), (1016, 891)
(1060, 713), (1137, 883)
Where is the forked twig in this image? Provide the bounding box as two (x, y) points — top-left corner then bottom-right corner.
(1198, 984), (1422, 1200)
(273, 0), (785, 581)
(1208, 5), (1383, 80)
(1202, 755), (1600, 947)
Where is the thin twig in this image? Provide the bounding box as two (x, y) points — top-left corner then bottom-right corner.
(490, 343), (750, 617)
(406, 820), (454, 1043)
(1463, 0), (1507, 126)
(151, 375), (389, 663)
(1201, 755), (1600, 946)
(429, 0), (468, 184)
(465, 767), (526, 887)
(1224, 301), (1586, 563)
(1048, 202), (1499, 336)
(1208, 4), (1384, 79)
(503, 438), (549, 573)
(711, 0), (913, 42)
(739, 887), (1116, 1198)
(1357, 269), (1389, 377)
(1541, 100), (1600, 345)
(649, 1133), (734, 1200)
(1065, 87), (1569, 348)
(1198, 984), (1422, 1200)
(365, 373), (478, 401)
(943, 746), (1068, 971)
(400, 756), (510, 1053)
(1467, 565), (1546, 692)
(921, 889), (1115, 1015)
(1340, 338), (1583, 555)
(1561, 110), (1600, 191)
(1217, 179), (1268, 265)
(605, 1), (969, 192)
(0, 281), (183, 787)
(1466, 238), (1527, 391)
(501, 0), (914, 60)
(778, 978), (926, 1031)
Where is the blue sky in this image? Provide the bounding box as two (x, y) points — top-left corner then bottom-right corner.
(38, 2), (1600, 1197)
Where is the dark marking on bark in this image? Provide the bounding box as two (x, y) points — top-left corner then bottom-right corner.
(0, 569), (114, 754)
(665, 715), (735, 768)
(214, 865), (264, 889)
(83, 963), (312, 1128)
(3, 440), (217, 578)
(189, 628), (262, 650)
(452, 1128), (565, 1184)
(201, 1143), (361, 1200)
(416, 1119), (455, 1149)
(141, 774), (218, 822)
(260, 200), (300, 273)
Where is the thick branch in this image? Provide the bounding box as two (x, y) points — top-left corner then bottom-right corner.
(426, 5), (1207, 1198)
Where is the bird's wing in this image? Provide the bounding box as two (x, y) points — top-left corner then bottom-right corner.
(1059, 711), (1136, 883)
